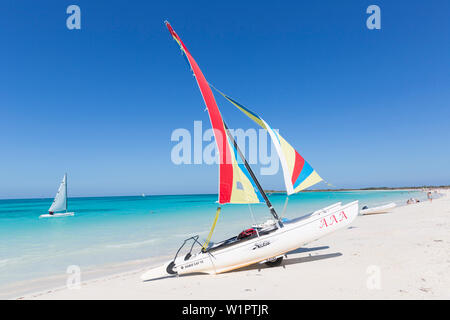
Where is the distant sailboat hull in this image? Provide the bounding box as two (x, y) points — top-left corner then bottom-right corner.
(141, 201), (358, 281)
(39, 212), (75, 218)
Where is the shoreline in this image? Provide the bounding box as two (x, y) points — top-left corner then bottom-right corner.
(266, 187), (449, 193)
(11, 189), (449, 300)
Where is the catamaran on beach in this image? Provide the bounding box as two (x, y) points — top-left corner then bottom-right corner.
(141, 22), (359, 281)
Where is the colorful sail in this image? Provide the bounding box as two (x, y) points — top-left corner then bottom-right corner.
(212, 88), (323, 195)
(165, 22), (263, 204)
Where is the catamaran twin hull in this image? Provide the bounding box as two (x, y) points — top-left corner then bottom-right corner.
(141, 201), (358, 281)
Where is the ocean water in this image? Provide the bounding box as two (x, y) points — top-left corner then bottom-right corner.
(0, 190), (426, 294)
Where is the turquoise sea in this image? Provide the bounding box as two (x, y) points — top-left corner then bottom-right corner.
(0, 190), (426, 296)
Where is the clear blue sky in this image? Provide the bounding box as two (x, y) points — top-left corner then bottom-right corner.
(0, 0), (449, 199)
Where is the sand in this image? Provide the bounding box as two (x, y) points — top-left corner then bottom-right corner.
(16, 190), (450, 300)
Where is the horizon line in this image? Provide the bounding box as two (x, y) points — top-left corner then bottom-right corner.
(0, 185), (447, 201)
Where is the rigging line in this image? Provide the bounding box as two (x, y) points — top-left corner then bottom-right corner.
(322, 180), (337, 188)
(208, 82), (226, 98)
(281, 196), (289, 218)
(247, 204), (260, 238)
(235, 137), (260, 237)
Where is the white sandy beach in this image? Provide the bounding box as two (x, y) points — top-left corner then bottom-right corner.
(17, 190), (449, 300)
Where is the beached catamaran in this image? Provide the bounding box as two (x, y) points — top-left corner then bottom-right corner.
(141, 22), (358, 280)
(39, 173), (74, 218)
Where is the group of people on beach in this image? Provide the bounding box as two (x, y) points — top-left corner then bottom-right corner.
(406, 198), (420, 204)
(407, 191), (433, 205)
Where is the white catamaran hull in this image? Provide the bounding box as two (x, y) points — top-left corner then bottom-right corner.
(360, 202), (396, 215)
(141, 201), (358, 281)
(39, 212), (75, 218)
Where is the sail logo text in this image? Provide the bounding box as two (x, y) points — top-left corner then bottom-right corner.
(319, 211), (348, 229)
(180, 260), (204, 270)
(252, 241), (270, 250)
(171, 121), (280, 175)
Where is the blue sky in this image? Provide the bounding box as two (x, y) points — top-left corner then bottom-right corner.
(0, 0), (449, 198)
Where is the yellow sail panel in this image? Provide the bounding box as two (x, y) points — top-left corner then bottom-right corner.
(226, 132), (264, 204)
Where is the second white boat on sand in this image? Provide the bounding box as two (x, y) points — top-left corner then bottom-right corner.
(360, 202), (396, 215)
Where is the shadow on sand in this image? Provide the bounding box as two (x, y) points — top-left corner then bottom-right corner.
(287, 245), (329, 255)
(143, 246), (340, 281)
(227, 246), (341, 273)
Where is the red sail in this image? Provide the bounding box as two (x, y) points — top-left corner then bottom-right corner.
(166, 22), (234, 204)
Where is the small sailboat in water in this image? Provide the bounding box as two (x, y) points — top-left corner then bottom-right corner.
(39, 173), (74, 218)
(141, 22), (358, 281)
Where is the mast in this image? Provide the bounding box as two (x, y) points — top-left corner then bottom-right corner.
(223, 122), (283, 227)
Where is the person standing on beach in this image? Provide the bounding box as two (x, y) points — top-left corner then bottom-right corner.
(427, 192), (432, 202)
